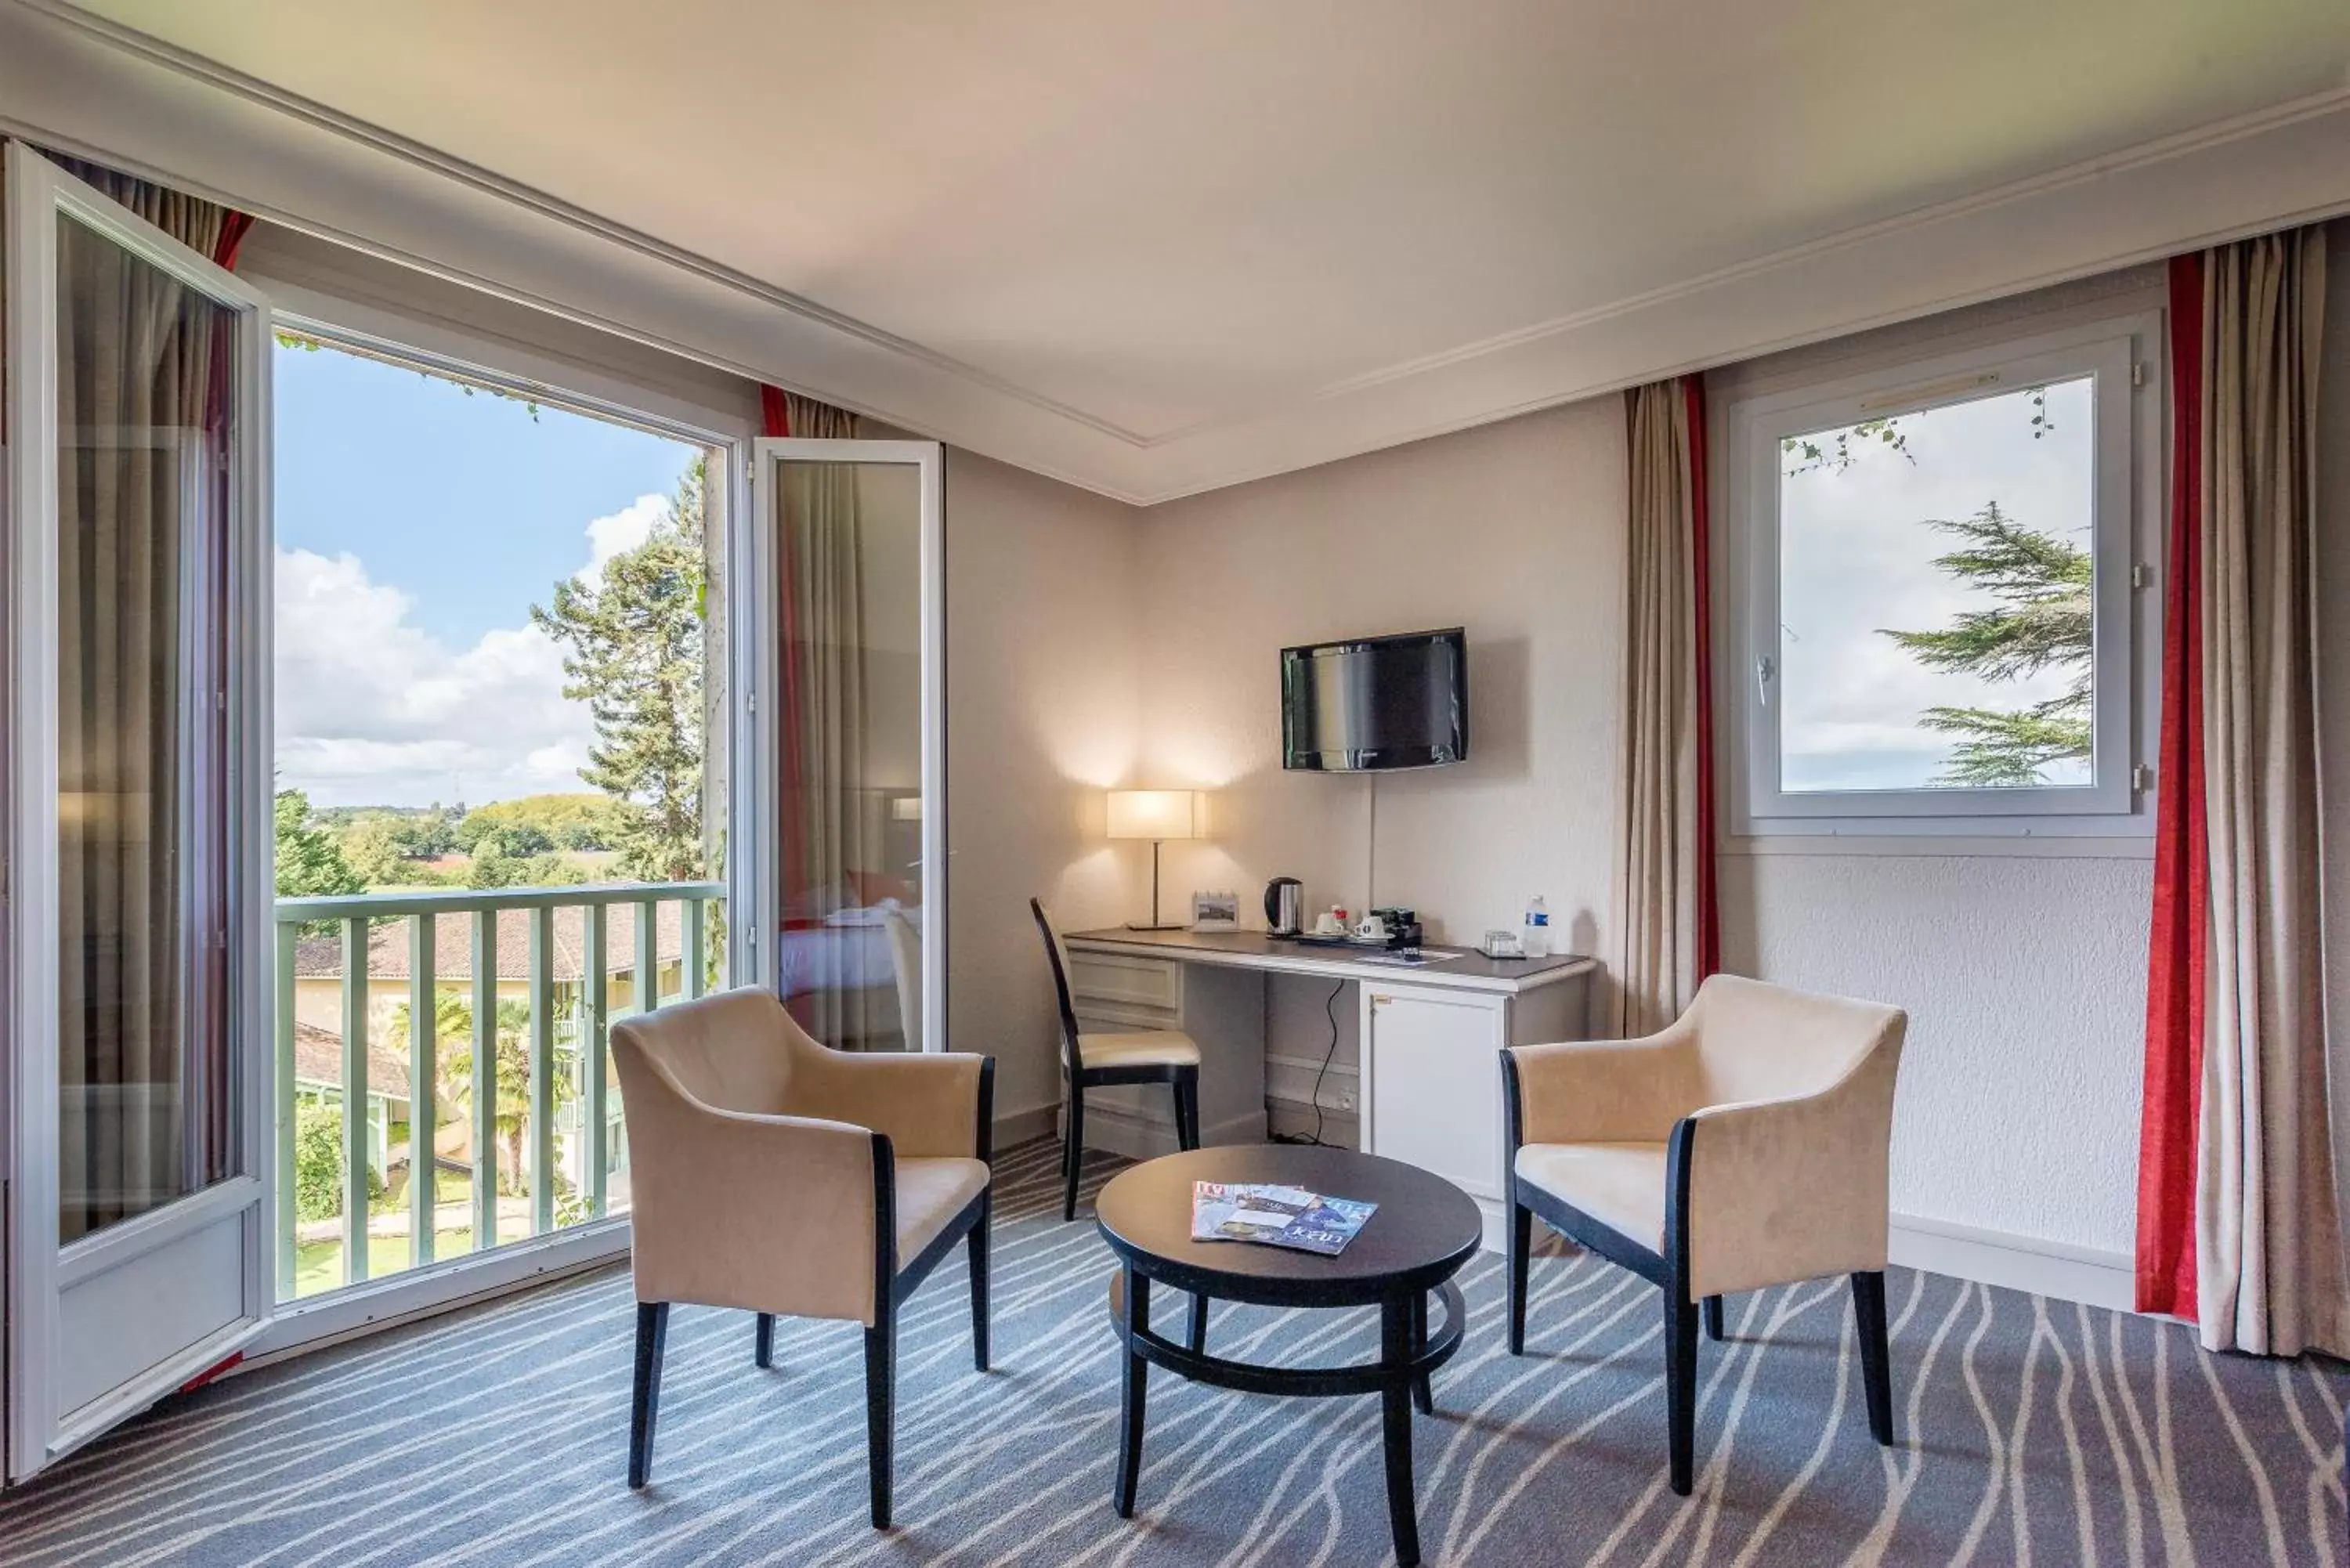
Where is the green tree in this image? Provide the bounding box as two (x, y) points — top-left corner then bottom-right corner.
(275, 789), (364, 899)
(461, 793), (634, 854)
(530, 459), (706, 882)
(1879, 501), (2092, 786)
(388, 992), (562, 1197)
(276, 789), (363, 935)
(465, 849), (588, 891)
(338, 814), (414, 887)
(293, 1098), (383, 1222)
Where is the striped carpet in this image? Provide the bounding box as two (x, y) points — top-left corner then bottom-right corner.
(2, 1137), (2341, 1566)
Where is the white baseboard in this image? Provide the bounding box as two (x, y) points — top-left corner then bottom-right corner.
(1076, 1100), (1267, 1161)
(994, 1103), (1061, 1151)
(1889, 1212), (2136, 1311)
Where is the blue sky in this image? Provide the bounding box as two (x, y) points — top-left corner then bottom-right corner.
(275, 341), (696, 648)
(273, 339), (703, 808)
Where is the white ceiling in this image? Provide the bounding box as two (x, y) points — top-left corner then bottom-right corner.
(18, 1), (2350, 499)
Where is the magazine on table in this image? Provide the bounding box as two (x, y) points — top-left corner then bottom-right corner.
(1190, 1181), (1377, 1256)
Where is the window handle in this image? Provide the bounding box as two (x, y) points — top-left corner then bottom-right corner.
(1755, 653), (1775, 707)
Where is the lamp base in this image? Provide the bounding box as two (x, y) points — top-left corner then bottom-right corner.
(1123, 920), (1189, 932)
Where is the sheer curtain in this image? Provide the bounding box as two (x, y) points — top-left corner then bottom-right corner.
(1614, 374), (1719, 1037)
(760, 388), (891, 1047)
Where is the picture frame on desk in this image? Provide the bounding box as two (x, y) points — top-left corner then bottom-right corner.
(1191, 891), (1240, 932)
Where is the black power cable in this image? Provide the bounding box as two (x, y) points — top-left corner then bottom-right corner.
(1308, 978), (1345, 1147)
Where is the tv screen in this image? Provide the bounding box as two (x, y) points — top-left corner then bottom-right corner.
(1281, 628), (1468, 771)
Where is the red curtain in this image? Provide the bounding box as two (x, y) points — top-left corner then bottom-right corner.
(214, 211), (255, 271)
(2135, 253), (2207, 1318)
(1685, 374), (1720, 983)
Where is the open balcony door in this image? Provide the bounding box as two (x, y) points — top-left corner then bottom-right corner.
(3, 146), (275, 1479)
(746, 439), (946, 1054)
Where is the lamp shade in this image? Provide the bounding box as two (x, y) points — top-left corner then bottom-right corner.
(1106, 789), (1201, 841)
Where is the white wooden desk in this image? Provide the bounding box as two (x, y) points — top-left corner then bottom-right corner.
(1061, 929), (1597, 1245)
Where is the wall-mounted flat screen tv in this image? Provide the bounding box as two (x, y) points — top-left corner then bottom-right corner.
(1281, 627), (1468, 771)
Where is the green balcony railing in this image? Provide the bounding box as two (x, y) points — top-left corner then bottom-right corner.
(272, 881), (725, 1302)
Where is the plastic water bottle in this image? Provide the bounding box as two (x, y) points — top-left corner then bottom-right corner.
(1523, 895), (1551, 959)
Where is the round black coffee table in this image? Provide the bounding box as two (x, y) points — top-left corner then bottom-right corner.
(1095, 1146), (1483, 1568)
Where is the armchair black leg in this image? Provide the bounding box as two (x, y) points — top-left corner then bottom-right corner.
(969, 1195), (992, 1372)
(754, 1311), (775, 1368)
(1665, 1293), (1699, 1496)
(627, 1301), (669, 1489)
(1063, 1086), (1085, 1222)
(865, 1317), (896, 1528)
(1506, 1198), (1531, 1356)
(1702, 1295), (1724, 1342)
(1852, 1270), (1894, 1445)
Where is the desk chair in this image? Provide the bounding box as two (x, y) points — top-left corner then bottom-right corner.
(883, 905), (923, 1052)
(1502, 974), (1906, 1495)
(613, 988), (994, 1527)
(1030, 898), (1202, 1222)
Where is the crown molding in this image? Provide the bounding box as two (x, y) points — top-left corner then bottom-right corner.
(7, 0), (2349, 504)
(8, 0), (1159, 448)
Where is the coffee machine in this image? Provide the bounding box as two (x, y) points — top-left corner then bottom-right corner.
(1264, 876), (1303, 936)
(1368, 906), (1424, 950)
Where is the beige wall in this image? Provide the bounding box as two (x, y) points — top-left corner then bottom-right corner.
(943, 450), (1146, 1125)
(1130, 403), (1628, 1134)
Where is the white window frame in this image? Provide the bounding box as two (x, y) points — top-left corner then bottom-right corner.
(1723, 312), (2159, 840)
(234, 280), (759, 1357)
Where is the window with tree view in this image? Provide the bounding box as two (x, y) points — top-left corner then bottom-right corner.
(1741, 322), (2142, 830)
(273, 330), (728, 1297)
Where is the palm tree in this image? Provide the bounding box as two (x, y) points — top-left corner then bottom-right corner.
(387, 992), (562, 1194)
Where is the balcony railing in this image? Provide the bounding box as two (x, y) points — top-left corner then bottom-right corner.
(272, 880), (725, 1301)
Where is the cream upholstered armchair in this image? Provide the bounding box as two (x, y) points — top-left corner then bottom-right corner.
(612, 987), (994, 1527)
(1502, 974), (1906, 1495)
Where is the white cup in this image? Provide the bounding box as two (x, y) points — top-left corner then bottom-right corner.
(1313, 910), (1343, 936)
(1354, 914), (1386, 941)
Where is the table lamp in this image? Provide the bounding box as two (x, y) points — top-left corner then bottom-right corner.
(1107, 789), (1202, 930)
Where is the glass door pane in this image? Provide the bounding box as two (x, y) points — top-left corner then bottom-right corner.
(55, 208), (239, 1241)
(760, 443), (942, 1053)
(7, 143), (273, 1480)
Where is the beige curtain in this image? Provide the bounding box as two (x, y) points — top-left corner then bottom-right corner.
(776, 393), (888, 1046)
(1614, 381), (1704, 1036)
(2194, 226), (2350, 1356)
(37, 147), (242, 1238)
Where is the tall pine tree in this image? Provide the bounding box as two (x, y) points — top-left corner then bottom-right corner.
(1878, 500), (2092, 786)
(531, 459), (707, 880)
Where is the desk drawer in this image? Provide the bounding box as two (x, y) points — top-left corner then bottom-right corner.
(1069, 952), (1180, 1013)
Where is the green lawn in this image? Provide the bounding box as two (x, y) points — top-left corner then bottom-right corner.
(295, 1228), (482, 1296)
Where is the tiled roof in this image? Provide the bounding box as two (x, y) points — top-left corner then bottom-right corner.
(291, 1020), (414, 1100)
(293, 900), (689, 985)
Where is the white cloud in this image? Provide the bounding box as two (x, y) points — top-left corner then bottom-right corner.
(273, 493), (671, 808)
(583, 493), (667, 583)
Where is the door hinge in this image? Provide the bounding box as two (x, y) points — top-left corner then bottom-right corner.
(2132, 763), (2153, 793)
(2131, 361), (2146, 388)
(2131, 562), (2150, 590)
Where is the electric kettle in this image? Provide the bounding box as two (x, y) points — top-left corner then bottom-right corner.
(1264, 876), (1304, 936)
